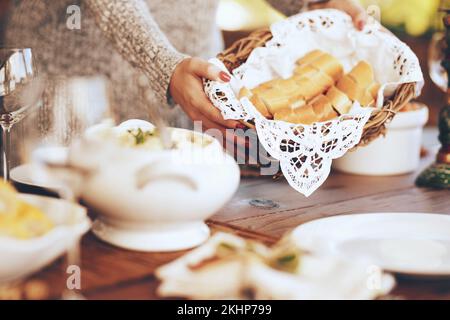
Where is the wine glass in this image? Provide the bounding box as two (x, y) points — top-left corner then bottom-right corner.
(21, 75), (113, 299)
(0, 48), (41, 181)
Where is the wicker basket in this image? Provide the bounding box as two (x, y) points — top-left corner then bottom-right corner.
(217, 28), (417, 176)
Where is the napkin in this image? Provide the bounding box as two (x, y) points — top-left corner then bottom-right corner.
(156, 233), (395, 300)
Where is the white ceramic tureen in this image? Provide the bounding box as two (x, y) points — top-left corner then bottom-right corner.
(68, 120), (240, 252)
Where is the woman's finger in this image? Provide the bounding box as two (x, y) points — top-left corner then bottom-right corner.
(354, 11), (368, 30)
(186, 108), (248, 149)
(203, 120), (249, 149)
(188, 57), (231, 83)
(327, 0), (367, 30)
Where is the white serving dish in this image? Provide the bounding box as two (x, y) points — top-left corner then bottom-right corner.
(71, 120), (240, 252)
(0, 194), (90, 283)
(333, 105), (429, 176)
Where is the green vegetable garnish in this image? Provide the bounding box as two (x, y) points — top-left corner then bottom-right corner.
(269, 250), (300, 273)
(215, 242), (239, 259)
(128, 128), (156, 145)
(277, 254), (297, 264)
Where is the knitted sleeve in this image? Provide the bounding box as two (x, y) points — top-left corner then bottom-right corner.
(85, 0), (189, 103)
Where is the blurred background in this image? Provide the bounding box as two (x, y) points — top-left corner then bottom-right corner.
(217, 0), (441, 35)
(0, 0), (445, 125)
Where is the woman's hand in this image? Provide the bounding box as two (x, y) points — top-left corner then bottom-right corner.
(169, 57), (243, 130)
(169, 57), (248, 147)
(319, 0), (368, 30)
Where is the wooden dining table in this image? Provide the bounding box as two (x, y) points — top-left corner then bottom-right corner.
(16, 147), (450, 300)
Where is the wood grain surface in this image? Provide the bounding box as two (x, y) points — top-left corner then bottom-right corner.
(13, 153), (450, 300)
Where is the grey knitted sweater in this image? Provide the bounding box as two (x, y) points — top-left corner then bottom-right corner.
(4, 0), (306, 128)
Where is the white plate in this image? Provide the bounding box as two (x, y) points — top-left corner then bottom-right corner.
(11, 147), (69, 192)
(291, 213), (450, 277)
(11, 164), (61, 192)
(0, 194), (91, 283)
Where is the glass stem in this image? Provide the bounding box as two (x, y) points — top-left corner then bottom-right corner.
(59, 186), (84, 299)
(2, 125), (11, 181)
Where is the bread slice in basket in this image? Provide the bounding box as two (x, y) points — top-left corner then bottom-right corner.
(240, 50), (381, 125)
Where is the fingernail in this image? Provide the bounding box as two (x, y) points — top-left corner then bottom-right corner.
(236, 123), (247, 130)
(356, 15), (366, 30)
(357, 19), (365, 30)
(219, 71), (231, 83)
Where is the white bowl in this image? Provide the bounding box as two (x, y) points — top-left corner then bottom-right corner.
(0, 194), (90, 283)
(73, 120), (240, 252)
(333, 106), (429, 176)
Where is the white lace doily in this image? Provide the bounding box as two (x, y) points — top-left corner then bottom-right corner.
(204, 9), (423, 196)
